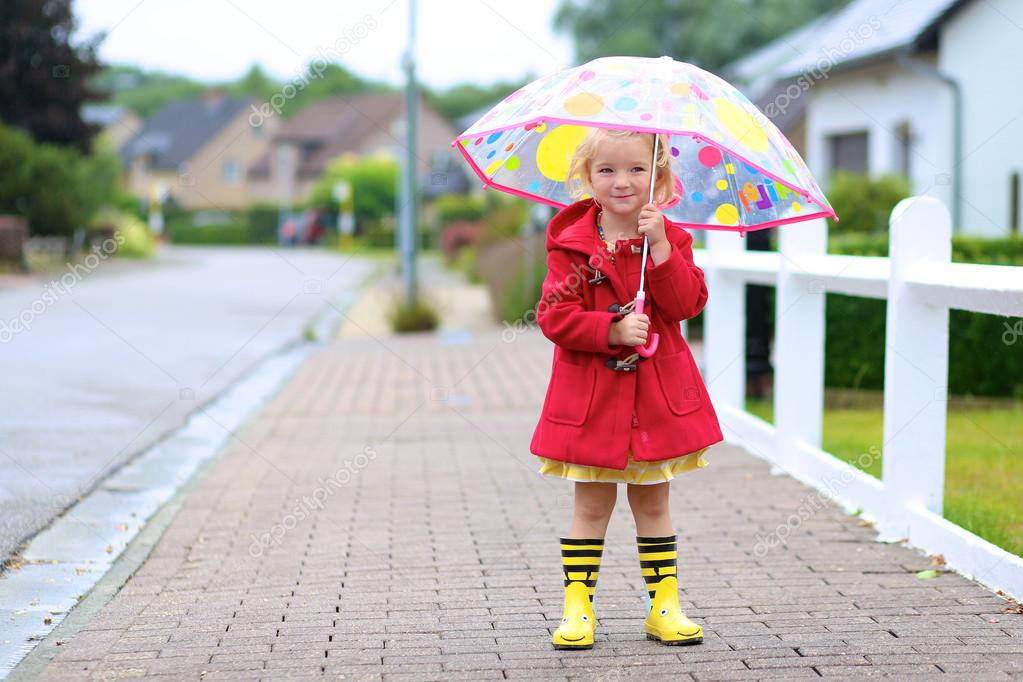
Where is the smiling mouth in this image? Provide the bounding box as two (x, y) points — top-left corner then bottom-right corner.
(612, 194), (634, 199)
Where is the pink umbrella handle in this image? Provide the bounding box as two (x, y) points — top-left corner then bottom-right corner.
(632, 292), (659, 357)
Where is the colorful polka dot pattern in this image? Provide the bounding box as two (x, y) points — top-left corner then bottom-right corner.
(454, 56), (836, 230)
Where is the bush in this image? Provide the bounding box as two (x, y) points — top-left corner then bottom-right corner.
(112, 192), (146, 222)
(435, 193), (486, 225)
(0, 123), (120, 237)
(479, 192), (528, 241)
(826, 233), (1023, 398)
(388, 294), (439, 332)
(0, 125), (36, 213)
(309, 155), (398, 229)
(101, 211), (156, 258)
(439, 221), (483, 262)
(827, 171), (911, 236)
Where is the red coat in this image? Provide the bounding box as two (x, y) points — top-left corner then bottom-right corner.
(529, 198), (724, 470)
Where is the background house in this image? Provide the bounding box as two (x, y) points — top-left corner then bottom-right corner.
(723, 0), (1022, 236)
(721, 10), (841, 159)
(122, 91), (276, 210)
(248, 92), (463, 205)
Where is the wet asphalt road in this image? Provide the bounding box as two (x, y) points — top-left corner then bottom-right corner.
(0, 245), (375, 563)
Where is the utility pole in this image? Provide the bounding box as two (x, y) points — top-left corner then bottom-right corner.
(400, 0), (419, 303)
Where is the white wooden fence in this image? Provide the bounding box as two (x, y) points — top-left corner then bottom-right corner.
(691, 195), (1023, 601)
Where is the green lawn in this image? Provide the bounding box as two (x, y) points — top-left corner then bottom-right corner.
(745, 398), (1023, 557)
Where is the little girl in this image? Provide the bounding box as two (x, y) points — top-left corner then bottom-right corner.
(528, 128), (724, 650)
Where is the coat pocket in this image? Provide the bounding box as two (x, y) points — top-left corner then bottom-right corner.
(545, 361), (596, 426)
(653, 349), (703, 416)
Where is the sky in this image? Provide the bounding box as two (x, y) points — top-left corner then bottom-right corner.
(74, 0), (577, 91)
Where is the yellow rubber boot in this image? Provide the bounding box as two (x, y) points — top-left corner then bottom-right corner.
(637, 534), (703, 645)
(551, 537), (604, 650)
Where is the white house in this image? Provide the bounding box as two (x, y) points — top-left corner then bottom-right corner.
(724, 0), (1022, 237)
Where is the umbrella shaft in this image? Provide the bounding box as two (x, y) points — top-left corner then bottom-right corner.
(639, 133), (659, 295)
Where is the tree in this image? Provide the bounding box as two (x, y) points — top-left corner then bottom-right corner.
(425, 77), (535, 125)
(0, 0), (106, 151)
(95, 65), (204, 119)
(553, 0), (847, 72)
(282, 63), (392, 119)
(227, 64), (279, 102)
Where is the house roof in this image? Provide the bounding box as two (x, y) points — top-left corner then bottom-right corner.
(724, 0), (971, 86)
(82, 104), (131, 128)
(274, 92), (404, 144)
(722, 9), (839, 101)
(250, 92), (411, 178)
(122, 92), (250, 171)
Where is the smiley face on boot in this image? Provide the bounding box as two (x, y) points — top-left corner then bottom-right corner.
(552, 582), (597, 649)
(560, 613), (593, 642)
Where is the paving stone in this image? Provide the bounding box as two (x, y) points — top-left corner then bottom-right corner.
(23, 326), (1020, 679)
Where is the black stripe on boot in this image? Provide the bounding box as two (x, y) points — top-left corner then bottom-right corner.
(636, 534), (677, 602)
(560, 537), (604, 603)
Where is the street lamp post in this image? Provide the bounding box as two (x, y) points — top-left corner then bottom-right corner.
(400, 0), (419, 304)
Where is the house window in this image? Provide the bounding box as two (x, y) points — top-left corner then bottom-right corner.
(1011, 171), (1020, 234)
(894, 121), (911, 179)
(828, 131), (868, 174)
(300, 141), (321, 161)
(223, 159), (240, 183)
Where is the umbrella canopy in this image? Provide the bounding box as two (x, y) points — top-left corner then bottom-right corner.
(452, 55), (837, 232)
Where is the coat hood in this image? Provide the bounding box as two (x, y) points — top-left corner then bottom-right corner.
(546, 198), (602, 256)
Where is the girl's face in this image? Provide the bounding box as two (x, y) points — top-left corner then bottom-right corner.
(588, 136), (655, 217)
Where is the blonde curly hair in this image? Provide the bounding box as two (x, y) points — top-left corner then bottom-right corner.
(565, 128), (675, 206)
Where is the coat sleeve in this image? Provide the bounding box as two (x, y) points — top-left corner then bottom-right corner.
(645, 226), (708, 323)
(535, 246), (627, 354)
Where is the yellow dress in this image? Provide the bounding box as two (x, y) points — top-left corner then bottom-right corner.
(537, 447), (709, 485)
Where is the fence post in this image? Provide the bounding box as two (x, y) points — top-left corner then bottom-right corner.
(774, 218), (827, 472)
(703, 231), (746, 413)
(881, 196), (951, 535)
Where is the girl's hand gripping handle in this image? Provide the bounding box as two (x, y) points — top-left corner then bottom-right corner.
(633, 291), (659, 357)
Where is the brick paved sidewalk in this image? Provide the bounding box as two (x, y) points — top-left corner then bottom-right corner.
(19, 266), (1023, 680)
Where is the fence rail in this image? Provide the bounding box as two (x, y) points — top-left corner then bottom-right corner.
(691, 195), (1023, 601)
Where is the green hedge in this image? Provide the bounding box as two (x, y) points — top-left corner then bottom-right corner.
(826, 171), (911, 236)
(826, 233), (1023, 398)
(167, 207), (282, 245)
(169, 221), (256, 244)
(247, 203), (280, 243)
